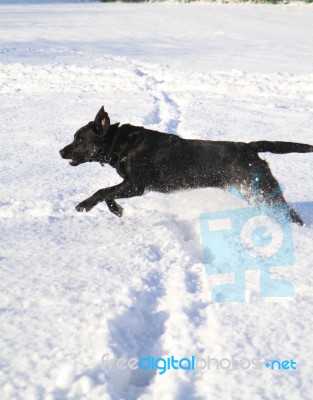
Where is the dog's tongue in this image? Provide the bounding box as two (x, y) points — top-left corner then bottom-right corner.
(69, 160), (79, 166)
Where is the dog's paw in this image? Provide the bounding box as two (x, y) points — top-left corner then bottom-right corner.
(75, 201), (94, 213)
(107, 201), (124, 217)
(112, 204), (124, 218)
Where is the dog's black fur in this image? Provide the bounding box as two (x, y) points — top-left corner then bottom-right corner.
(60, 106), (313, 225)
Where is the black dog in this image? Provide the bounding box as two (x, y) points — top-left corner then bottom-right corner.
(60, 106), (313, 225)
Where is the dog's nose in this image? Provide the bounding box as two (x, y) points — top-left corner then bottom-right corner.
(59, 149), (65, 157)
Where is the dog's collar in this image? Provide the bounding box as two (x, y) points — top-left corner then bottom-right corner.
(101, 128), (122, 165)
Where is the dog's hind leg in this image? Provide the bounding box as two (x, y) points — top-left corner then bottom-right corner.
(265, 190), (303, 226)
(256, 168), (304, 226)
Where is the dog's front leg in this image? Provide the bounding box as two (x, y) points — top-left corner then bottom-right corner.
(75, 180), (145, 216)
(105, 200), (124, 217)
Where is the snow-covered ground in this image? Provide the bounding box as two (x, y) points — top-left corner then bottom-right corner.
(1, 2), (313, 399)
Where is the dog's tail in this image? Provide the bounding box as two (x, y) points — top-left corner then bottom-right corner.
(249, 141), (313, 154)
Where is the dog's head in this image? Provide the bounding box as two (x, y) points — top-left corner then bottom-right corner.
(59, 106), (111, 166)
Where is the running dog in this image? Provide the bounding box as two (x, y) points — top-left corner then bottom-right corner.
(59, 106), (313, 225)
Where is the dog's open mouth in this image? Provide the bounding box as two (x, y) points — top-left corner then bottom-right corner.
(69, 159), (80, 166)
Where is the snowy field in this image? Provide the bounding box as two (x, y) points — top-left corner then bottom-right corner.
(1, 2), (313, 399)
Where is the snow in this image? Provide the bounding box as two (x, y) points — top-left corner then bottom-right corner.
(1, 2), (313, 400)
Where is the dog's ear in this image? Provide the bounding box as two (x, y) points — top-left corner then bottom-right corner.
(94, 106), (110, 133)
